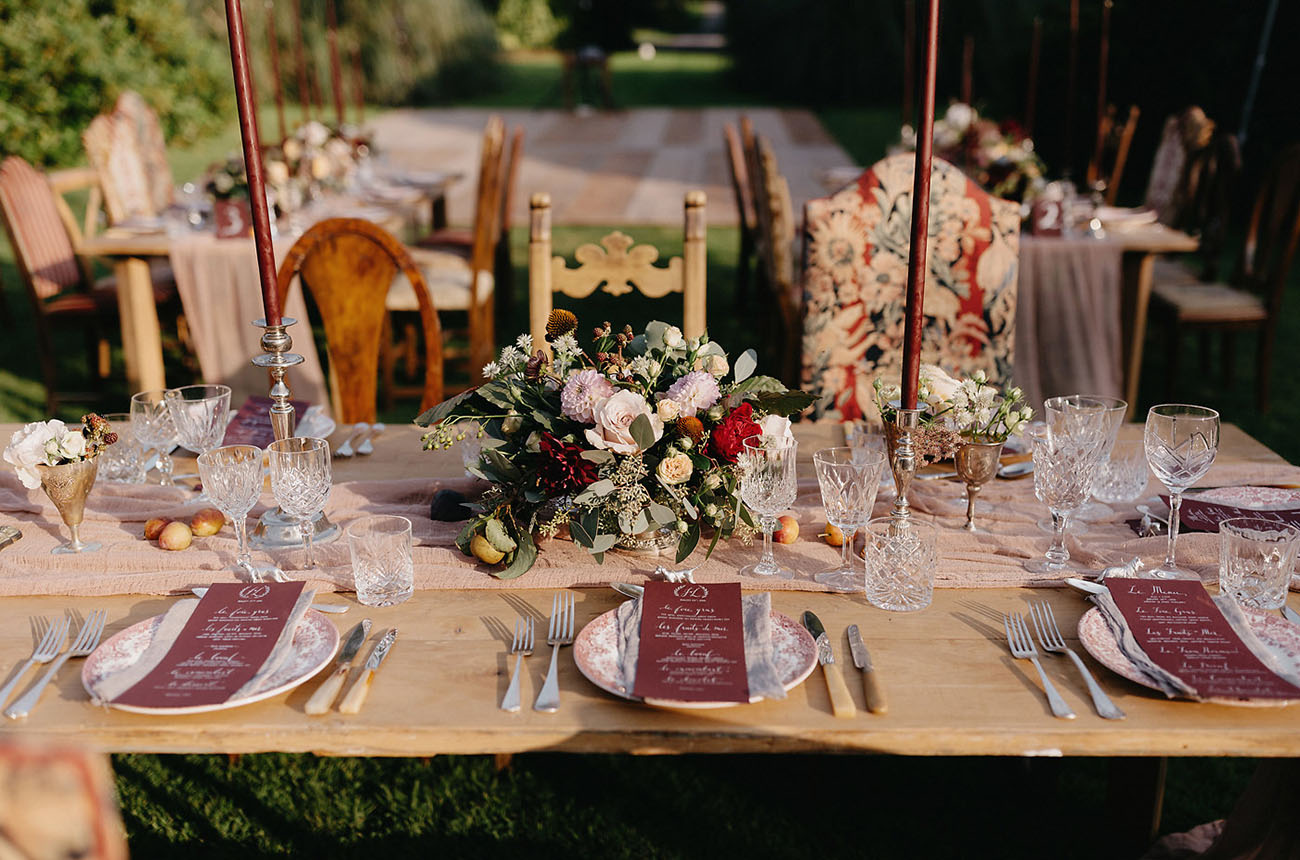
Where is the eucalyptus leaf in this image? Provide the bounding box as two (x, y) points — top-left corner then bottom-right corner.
(590, 533), (618, 554)
(733, 348), (758, 383)
(754, 389), (820, 416)
(648, 502), (675, 525)
(414, 387), (479, 427)
(569, 518), (594, 547)
(580, 449), (614, 463)
(644, 320), (669, 348)
(476, 381), (515, 410)
(494, 531), (537, 579)
(482, 448), (521, 482)
(675, 523), (700, 563)
(629, 413), (657, 451)
(630, 510), (650, 534)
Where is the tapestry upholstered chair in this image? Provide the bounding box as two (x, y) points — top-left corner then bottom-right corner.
(276, 218), (443, 424)
(800, 154), (1021, 421)
(1150, 143), (1300, 411)
(527, 191), (706, 349)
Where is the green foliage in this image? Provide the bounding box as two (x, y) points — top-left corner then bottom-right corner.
(495, 0), (563, 50)
(0, 0), (233, 167)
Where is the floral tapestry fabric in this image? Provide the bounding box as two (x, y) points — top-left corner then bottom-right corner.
(800, 154), (1020, 421)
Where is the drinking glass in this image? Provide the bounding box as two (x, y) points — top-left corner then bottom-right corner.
(1046, 395), (1127, 525)
(268, 437), (332, 568)
(863, 517), (938, 612)
(1091, 440), (1150, 505)
(1219, 517), (1300, 610)
(196, 445), (264, 581)
(1144, 404), (1219, 578)
(347, 515), (415, 606)
(165, 384), (231, 455)
(130, 389), (178, 486)
(813, 447), (886, 592)
(97, 413), (145, 484)
(739, 436), (799, 580)
(1025, 421), (1109, 574)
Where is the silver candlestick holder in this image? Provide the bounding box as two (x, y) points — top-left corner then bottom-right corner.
(249, 316), (341, 550)
(888, 408), (923, 522)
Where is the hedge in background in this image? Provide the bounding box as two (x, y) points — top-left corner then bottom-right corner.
(0, 0), (232, 167)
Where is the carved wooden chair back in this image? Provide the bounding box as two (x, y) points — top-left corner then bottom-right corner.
(528, 191), (707, 349)
(751, 135), (802, 385)
(276, 218), (443, 423)
(494, 126), (525, 304)
(82, 111), (155, 224)
(800, 154), (1021, 421)
(114, 91), (174, 214)
(469, 116), (507, 276)
(1236, 144), (1300, 312)
(1087, 104), (1140, 205)
(723, 121), (757, 306)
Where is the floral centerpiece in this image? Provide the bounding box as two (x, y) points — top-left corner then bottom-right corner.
(203, 156), (249, 200)
(416, 314), (817, 578)
(3, 415), (118, 489)
(899, 102), (1046, 202)
(872, 364), (1032, 461)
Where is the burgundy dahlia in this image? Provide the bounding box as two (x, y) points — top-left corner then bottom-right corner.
(536, 433), (599, 495)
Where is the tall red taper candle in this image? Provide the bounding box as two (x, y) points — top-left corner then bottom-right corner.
(223, 0), (282, 328)
(264, 0), (287, 143)
(900, 0), (940, 410)
(292, 0), (311, 121)
(325, 0), (345, 127)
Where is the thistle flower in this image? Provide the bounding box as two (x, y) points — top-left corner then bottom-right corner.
(546, 309), (578, 341)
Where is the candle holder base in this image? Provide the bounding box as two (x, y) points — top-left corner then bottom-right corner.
(250, 507), (341, 550)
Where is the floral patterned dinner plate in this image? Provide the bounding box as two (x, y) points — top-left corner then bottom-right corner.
(81, 609), (338, 715)
(1077, 606), (1300, 708)
(573, 607), (818, 709)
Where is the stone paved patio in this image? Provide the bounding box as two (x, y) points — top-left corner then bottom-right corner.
(370, 108), (855, 227)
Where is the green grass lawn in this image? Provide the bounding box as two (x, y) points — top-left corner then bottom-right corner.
(0, 47), (1291, 859)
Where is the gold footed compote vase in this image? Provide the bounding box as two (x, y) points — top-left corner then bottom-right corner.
(37, 460), (101, 554)
(955, 439), (1003, 532)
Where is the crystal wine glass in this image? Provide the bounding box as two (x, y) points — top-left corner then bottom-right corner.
(1144, 404), (1219, 578)
(130, 389), (178, 486)
(166, 384), (231, 498)
(268, 437), (332, 568)
(1025, 419), (1109, 574)
(739, 436), (798, 580)
(813, 446), (885, 592)
(1047, 395), (1127, 525)
(196, 445), (264, 581)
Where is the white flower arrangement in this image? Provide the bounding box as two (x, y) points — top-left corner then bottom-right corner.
(3, 415), (118, 489)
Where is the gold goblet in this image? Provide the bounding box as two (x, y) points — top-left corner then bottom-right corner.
(37, 459), (101, 554)
(955, 439), (1004, 532)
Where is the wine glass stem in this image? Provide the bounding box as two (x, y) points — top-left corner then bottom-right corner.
(233, 514), (252, 570)
(838, 528), (853, 570)
(1046, 510), (1070, 567)
(302, 519), (315, 568)
(1165, 491), (1183, 569)
(760, 515), (776, 568)
(157, 448), (173, 486)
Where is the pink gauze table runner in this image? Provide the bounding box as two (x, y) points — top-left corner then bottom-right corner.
(4, 458), (1300, 597)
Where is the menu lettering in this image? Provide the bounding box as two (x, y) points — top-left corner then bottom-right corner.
(1110, 579), (1300, 700)
(113, 582), (306, 707)
(633, 581), (749, 703)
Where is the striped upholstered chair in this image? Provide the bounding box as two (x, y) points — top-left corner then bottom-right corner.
(800, 154), (1021, 421)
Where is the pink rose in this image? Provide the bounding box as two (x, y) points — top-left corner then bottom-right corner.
(584, 391), (663, 455)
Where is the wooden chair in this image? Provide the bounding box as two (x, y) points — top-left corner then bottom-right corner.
(0, 156), (177, 413)
(751, 135), (802, 387)
(113, 91), (174, 214)
(0, 740), (127, 860)
(82, 111), (155, 224)
(800, 154), (1021, 421)
(276, 218), (443, 424)
(1087, 104), (1140, 205)
(528, 191), (706, 349)
(1150, 144), (1300, 411)
(722, 122), (757, 306)
(395, 116), (504, 383)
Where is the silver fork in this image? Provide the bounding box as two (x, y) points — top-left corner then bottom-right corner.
(0, 616), (70, 708)
(500, 616), (535, 712)
(335, 423), (369, 458)
(5, 610), (107, 719)
(1030, 601), (1126, 720)
(1004, 612), (1076, 719)
(533, 591), (575, 713)
(357, 422), (384, 456)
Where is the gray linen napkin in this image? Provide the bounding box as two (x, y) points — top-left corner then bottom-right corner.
(615, 592), (786, 701)
(1211, 595), (1300, 689)
(89, 589), (316, 705)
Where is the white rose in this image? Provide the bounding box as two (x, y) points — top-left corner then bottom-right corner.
(3, 421), (62, 489)
(707, 354), (729, 378)
(302, 120), (330, 147)
(656, 452), (693, 485)
(945, 102), (975, 133)
(584, 391), (664, 455)
(310, 155), (331, 180)
(920, 364), (961, 411)
(656, 398), (680, 422)
(58, 430), (86, 460)
(759, 414), (794, 444)
(663, 326), (684, 348)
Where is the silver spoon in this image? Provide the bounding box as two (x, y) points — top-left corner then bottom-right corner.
(357, 422), (385, 455)
(335, 422), (369, 458)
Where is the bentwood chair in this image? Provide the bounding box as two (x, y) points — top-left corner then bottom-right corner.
(275, 218), (444, 424)
(1150, 144), (1300, 411)
(0, 156), (177, 413)
(1087, 104), (1140, 205)
(751, 135), (802, 387)
(800, 154), (1021, 421)
(527, 191), (707, 350)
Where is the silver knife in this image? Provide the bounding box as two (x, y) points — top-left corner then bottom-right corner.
(304, 618), (371, 715)
(1283, 606), (1300, 626)
(801, 612), (856, 718)
(846, 625), (887, 714)
(339, 628), (398, 714)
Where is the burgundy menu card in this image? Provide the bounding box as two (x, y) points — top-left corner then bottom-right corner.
(632, 581), (749, 703)
(1109, 579), (1300, 700)
(113, 582), (306, 708)
(221, 396), (309, 448)
(1159, 494), (1300, 533)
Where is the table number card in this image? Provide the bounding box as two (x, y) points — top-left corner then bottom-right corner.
(113, 582), (306, 708)
(633, 581), (749, 703)
(222, 396), (309, 448)
(1109, 579), (1300, 700)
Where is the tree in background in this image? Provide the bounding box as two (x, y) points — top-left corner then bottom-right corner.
(0, 0), (232, 167)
